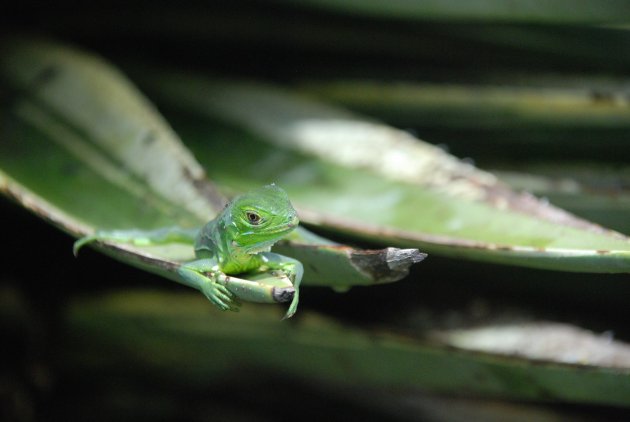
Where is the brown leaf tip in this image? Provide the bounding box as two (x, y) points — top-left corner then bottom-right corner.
(385, 248), (427, 271)
(350, 247), (427, 284)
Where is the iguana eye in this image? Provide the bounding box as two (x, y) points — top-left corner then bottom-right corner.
(246, 211), (262, 225)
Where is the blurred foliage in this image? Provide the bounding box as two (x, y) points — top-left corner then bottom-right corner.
(2, 1), (630, 421)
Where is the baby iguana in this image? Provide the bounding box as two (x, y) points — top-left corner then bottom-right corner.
(74, 184), (303, 319)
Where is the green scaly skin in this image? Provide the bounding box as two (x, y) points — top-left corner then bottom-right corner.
(74, 184), (303, 319)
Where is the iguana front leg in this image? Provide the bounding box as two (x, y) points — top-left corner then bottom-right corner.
(261, 252), (304, 319)
(177, 258), (240, 312)
(179, 258), (298, 314)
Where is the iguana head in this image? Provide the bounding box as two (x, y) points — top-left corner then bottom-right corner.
(225, 184), (299, 253)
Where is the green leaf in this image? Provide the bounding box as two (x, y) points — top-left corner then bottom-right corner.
(134, 71), (630, 273)
(0, 38), (424, 293)
(493, 162), (630, 235)
(298, 77), (630, 131)
(64, 289), (630, 407)
(276, 0), (630, 24)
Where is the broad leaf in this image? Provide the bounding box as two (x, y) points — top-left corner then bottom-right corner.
(135, 71), (630, 273)
(494, 162), (630, 235)
(64, 289), (630, 407)
(277, 0), (630, 24)
(299, 77), (630, 131)
(0, 38), (424, 296)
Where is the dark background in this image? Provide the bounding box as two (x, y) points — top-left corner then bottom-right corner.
(3, 1), (630, 420)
